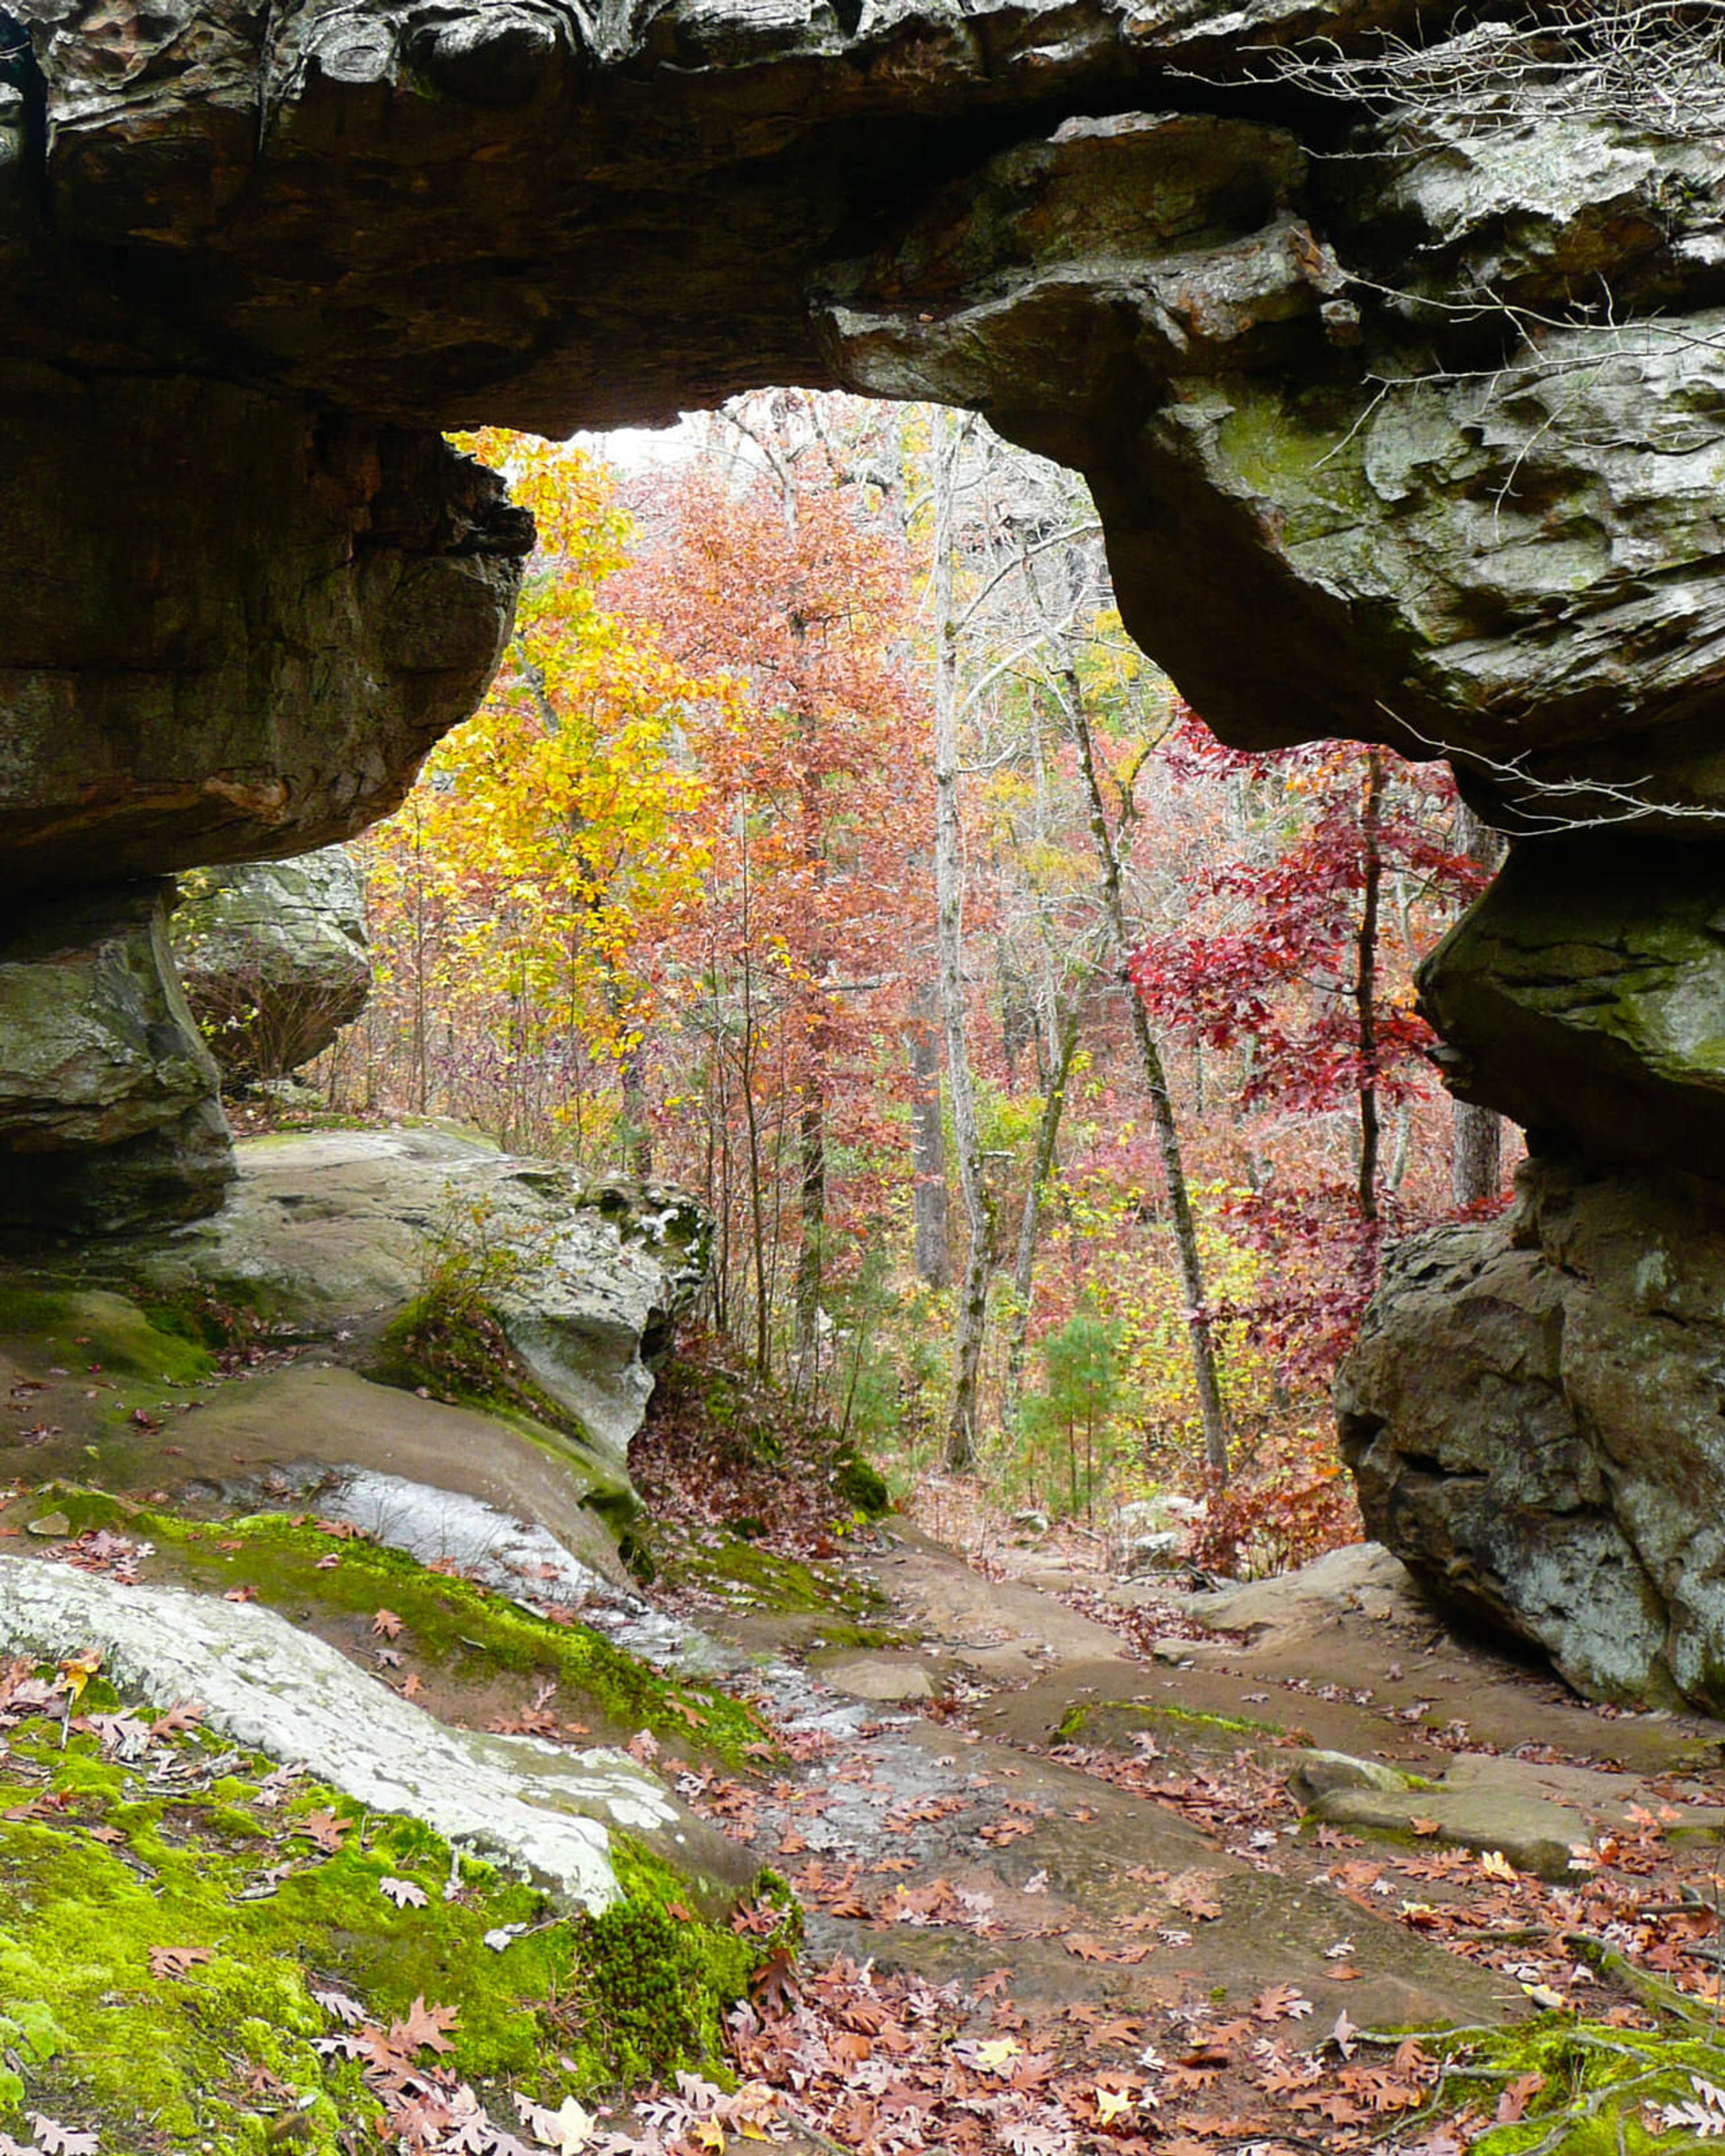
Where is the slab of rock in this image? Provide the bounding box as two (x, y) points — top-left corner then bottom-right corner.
(810, 1652), (937, 1704)
(0, 1554), (749, 1913)
(0, 882), (231, 1235)
(0, 384), (527, 897)
(1420, 838), (1725, 1180)
(1164, 1544), (1424, 1639)
(155, 1363), (631, 1590)
(172, 848), (372, 1080)
(1290, 1748), (1725, 1883)
(1338, 1156), (1725, 1712)
(118, 1127), (711, 1498)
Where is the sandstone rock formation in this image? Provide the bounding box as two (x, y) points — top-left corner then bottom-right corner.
(172, 847), (372, 1082)
(123, 1125), (714, 1501)
(0, 1555), (742, 1913)
(0, 882), (232, 1234)
(1419, 839), (1725, 1183)
(5, 0), (1725, 1697)
(1338, 1158), (1725, 1714)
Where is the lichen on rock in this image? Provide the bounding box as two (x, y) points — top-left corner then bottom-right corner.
(1337, 1155), (1725, 1712)
(171, 848), (372, 1083)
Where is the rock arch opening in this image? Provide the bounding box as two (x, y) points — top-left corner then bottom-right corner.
(4, 0), (1725, 1702)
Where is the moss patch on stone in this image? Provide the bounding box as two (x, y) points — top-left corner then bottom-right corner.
(0, 1283), (215, 1392)
(0, 1700), (785, 2152)
(659, 1534), (882, 1619)
(152, 1510), (770, 1769)
(1424, 2013), (1725, 2153)
(1054, 1698), (1286, 1746)
(3, 1498), (772, 1771)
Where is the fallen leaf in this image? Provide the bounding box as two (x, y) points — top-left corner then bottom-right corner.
(517, 2094), (595, 2154)
(295, 1809), (347, 1854)
(372, 1608), (403, 1639)
(28, 2118), (97, 2156)
(148, 1945), (211, 1979)
(380, 1877), (429, 1909)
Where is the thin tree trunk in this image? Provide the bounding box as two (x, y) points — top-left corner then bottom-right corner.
(907, 973), (951, 1289)
(1355, 747), (1384, 1229)
(1004, 997), (1083, 1418)
(1067, 675), (1230, 1485)
(1450, 804), (1508, 1207)
(933, 410), (990, 1471)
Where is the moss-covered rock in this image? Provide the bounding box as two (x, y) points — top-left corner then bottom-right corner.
(1420, 837), (1725, 1180)
(0, 1699), (787, 2151)
(106, 1127), (712, 1502)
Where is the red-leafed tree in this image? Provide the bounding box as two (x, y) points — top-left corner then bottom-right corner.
(1129, 709), (1491, 1374)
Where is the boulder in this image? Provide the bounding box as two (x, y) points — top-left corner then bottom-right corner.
(118, 1126), (713, 1500)
(172, 847), (372, 1080)
(1419, 837), (1725, 1179)
(0, 882), (231, 1235)
(1336, 1157), (1725, 1712)
(0, 1553), (749, 1913)
(0, 381), (528, 897)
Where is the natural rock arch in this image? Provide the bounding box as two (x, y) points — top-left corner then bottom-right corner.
(5, 0), (1725, 1704)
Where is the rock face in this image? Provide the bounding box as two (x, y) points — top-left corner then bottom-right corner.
(1337, 1158), (1725, 1713)
(123, 1126), (714, 1501)
(0, 883), (231, 1235)
(0, 1554), (745, 1913)
(172, 848), (372, 1081)
(0, 385), (529, 897)
(6, 0), (1725, 1697)
(1419, 839), (1725, 1181)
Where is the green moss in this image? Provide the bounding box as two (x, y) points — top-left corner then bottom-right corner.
(1427, 2015), (1725, 2155)
(0, 1283), (215, 1389)
(0, 1704), (787, 2150)
(563, 1841), (770, 2090)
(806, 1621), (907, 1652)
(658, 1536), (877, 1619)
(833, 1454), (891, 1519)
(1055, 1698), (1286, 1745)
(137, 1508), (770, 1771)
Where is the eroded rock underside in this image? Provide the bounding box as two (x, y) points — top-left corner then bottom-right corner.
(171, 846), (373, 1081)
(8, 0), (1725, 1697)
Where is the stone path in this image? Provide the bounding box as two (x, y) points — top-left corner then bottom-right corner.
(666, 1525), (1725, 2047)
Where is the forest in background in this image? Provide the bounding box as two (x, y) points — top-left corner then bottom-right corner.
(306, 391), (1509, 1573)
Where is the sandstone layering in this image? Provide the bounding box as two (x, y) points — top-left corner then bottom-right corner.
(6, 0), (1725, 1701)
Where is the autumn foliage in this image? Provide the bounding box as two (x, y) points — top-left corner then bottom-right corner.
(331, 396), (1513, 1555)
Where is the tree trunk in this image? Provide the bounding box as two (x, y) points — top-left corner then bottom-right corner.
(1450, 803), (1509, 1208)
(1067, 675), (1231, 1486)
(1355, 748), (1384, 1229)
(1004, 997), (1082, 1418)
(933, 409), (991, 1471)
(907, 973), (951, 1289)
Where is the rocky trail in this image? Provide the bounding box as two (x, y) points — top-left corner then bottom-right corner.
(630, 1519), (1725, 2154)
(4, 1209), (1725, 2152)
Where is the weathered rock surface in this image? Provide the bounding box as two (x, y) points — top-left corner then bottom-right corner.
(11, 0), (1725, 1705)
(1420, 837), (1725, 1179)
(0, 1553), (744, 1912)
(0, 882), (231, 1235)
(171, 848), (372, 1081)
(0, 384), (528, 897)
(1337, 1156), (1725, 1712)
(3, 1), (1725, 829)
(119, 1126), (712, 1498)
(1286, 1747), (1725, 1882)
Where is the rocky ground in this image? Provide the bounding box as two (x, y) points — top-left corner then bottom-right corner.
(0, 1266), (1724, 2156)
